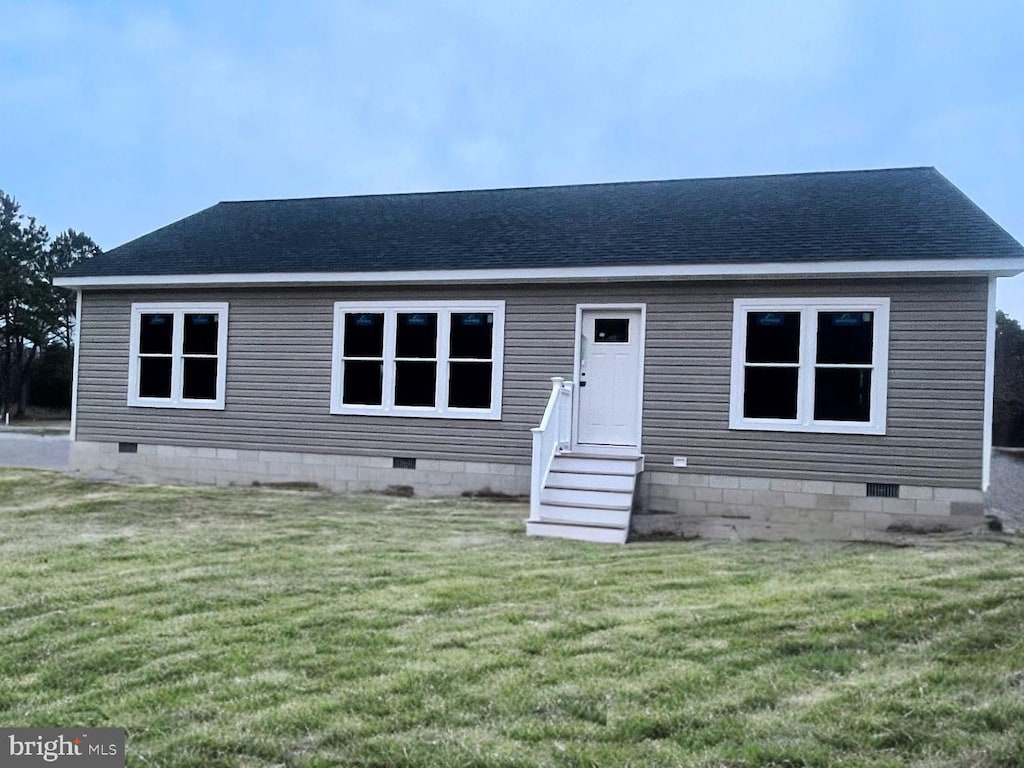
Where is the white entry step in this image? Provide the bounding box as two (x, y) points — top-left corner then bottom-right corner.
(540, 486), (631, 510)
(549, 454), (644, 476)
(545, 470), (635, 493)
(527, 452), (643, 545)
(536, 503), (631, 529)
(526, 520), (630, 545)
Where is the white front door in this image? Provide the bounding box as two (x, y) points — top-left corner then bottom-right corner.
(575, 307), (644, 449)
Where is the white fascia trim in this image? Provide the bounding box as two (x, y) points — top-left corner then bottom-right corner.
(53, 257), (1024, 288)
(983, 276), (997, 491)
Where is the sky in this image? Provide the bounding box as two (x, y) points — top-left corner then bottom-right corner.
(2, 0), (1023, 317)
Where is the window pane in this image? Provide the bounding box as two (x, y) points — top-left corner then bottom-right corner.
(139, 314), (174, 354)
(743, 367), (798, 419)
(138, 357), (172, 398)
(183, 313), (219, 355)
(817, 312), (873, 364)
(395, 361), (436, 406)
(396, 313), (437, 358)
(814, 368), (872, 422)
(594, 318), (629, 343)
(183, 357), (218, 400)
(449, 362), (492, 409)
(343, 360), (383, 405)
(344, 313), (385, 357)
(746, 312), (800, 363)
(450, 313), (493, 358)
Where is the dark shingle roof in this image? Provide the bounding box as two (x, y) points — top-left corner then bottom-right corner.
(63, 167), (1024, 278)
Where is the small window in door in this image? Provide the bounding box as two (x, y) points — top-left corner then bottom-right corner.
(594, 318), (629, 343)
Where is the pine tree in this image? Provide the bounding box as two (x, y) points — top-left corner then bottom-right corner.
(0, 191), (100, 417)
(0, 190), (49, 416)
(994, 310), (1024, 446)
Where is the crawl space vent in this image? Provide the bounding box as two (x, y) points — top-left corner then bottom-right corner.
(866, 482), (899, 498)
(393, 457), (417, 470)
(118, 442), (138, 454)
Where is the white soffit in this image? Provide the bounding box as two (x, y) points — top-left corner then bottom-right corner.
(54, 257), (1024, 289)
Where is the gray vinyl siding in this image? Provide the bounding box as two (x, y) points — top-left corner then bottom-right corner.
(640, 278), (987, 488)
(77, 285), (570, 464)
(76, 276), (987, 488)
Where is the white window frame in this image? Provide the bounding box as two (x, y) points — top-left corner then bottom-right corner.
(330, 300), (505, 420)
(127, 302), (229, 410)
(729, 297), (890, 435)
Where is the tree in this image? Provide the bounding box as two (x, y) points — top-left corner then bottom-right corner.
(45, 229), (101, 348)
(0, 191), (100, 418)
(0, 190), (50, 417)
(993, 310), (1024, 447)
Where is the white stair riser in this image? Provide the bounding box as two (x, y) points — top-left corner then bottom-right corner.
(540, 487), (632, 510)
(545, 471), (635, 493)
(537, 505), (631, 528)
(550, 456), (641, 475)
(528, 452), (642, 545)
(526, 521), (628, 544)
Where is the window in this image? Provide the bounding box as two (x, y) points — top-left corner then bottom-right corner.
(331, 301), (505, 419)
(594, 318), (630, 343)
(128, 302), (229, 409)
(729, 297), (889, 434)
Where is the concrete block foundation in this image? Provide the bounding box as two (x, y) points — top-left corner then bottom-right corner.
(633, 469), (985, 541)
(68, 441), (987, 541)
(69, 440), (531, 497)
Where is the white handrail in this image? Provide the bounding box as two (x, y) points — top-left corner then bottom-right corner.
(529, 376), (574, 519)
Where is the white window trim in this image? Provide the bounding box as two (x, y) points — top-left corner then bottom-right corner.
(729, 297), (890, 435)
(127, 302), (229, 410)
(330, 300), (505, 420)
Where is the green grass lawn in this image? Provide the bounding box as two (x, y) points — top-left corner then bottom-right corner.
(1, 468), (1023, 767)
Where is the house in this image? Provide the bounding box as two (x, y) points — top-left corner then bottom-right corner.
(55, 168), (1024, 543)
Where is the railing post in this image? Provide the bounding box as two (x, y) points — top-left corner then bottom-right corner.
(530, 377), (562, 520)
(530, 376), (575, 523)
(557, 380), (573, 451)
(530, 428), (543, 519)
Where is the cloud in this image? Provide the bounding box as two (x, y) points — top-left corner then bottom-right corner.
(3, 0), (855, 196)
(1, 0), (1022, 266)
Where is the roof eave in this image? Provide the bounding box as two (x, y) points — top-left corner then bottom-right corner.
(54, 257), (1024, 289)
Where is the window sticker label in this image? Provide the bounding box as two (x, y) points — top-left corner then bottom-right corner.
(830, 313), (865, 326)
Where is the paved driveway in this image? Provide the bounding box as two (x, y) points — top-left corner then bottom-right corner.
(0, 431), (70, 470)
(988, 450), (1024, 532)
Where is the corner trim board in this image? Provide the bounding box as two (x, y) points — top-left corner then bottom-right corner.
(983, 276), (996, 491)
(70, 289), (82, 441)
